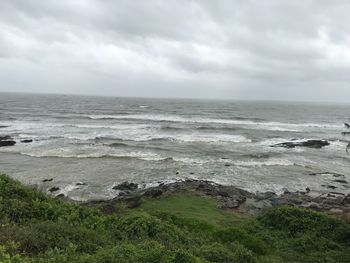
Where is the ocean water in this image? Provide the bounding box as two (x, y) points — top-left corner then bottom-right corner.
(0, 93), (349, 200)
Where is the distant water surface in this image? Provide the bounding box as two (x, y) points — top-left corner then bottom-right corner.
(0, 93), (349, 200)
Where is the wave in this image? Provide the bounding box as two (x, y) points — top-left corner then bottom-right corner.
(17, 149), (168, 161)
(103, 134), (251, 144)
(232, 158), (295, 167)
(86, 114), (340, 131)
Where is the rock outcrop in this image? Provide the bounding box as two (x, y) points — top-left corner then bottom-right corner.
(0, 136), (16, 147)
(271, 139), (329, 149)
(83, 179), (350, 216)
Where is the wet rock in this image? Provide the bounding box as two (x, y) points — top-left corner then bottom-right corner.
(271, 140), (329, 149)
(49, 186), (60, 192)
(220, 199), (239, 209)
(224, 164), (231, 167)
(0, 135), (16, 147)
(282, 188), (290, 194)
(305, 187), (311, 192)
(301, 202), (322, 211)
(333, 179), (348, 184)
(145, 189), (163, 198)
(42, 178), (53, 182)
(76, 182), (87, 186)
(256, 191), (276, 201)
(0, 140), (16, 147)
(20, 139), (33, 143)
(218, 191), (230, 197)
(342, 194), (350, 205)
(321, 185), (337, 189)
(112, 182), (138, 191)
(56, 193), (65, 198)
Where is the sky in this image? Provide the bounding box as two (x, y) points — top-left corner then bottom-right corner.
(0, 0), (350, 102)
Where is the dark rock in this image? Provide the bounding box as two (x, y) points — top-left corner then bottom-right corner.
(224, 164), (231, 167)
(112, 181), (138, 191)
(321, 185), (337, 189)
(302, 202), (322, 211)
(189, 172), (195, 175)
(56, 193), (65, 198)
(342, 194), (350, 205)
(49, 186), (60, 192)
(118, 191), (131, 196)
(271, 140), (329, 149)
(0, 135), (12, 141)
(329, 192), (345, 196)
(145, 189), (163, 198)
(0, 140), (16, 147)
(42, 178), (53, 182)
(176, 172), (179, 175)
(283, 190), (291, 194)
(305, 187), (310, 192)
(334, 179), (348, 184)
(76, 182), (87, 186)
(127, 200), (141, 208)
(0, 126), (9, 128)
(20, 139), (33, 143)
(256, 191), (276, 200)
(122, 195), (142, 208)
(218, 191), (230, 197)
(220, 199), (239, 209)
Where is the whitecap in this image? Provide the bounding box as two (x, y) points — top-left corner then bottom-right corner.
(232, 158), (295, 167)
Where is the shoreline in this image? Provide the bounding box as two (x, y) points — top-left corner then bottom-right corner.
(1, 173), (350, 262)
(80, 179), (350, 216)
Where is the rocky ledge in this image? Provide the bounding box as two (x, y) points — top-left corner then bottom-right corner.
(271, 139), (330, 149)
(84, 179), (350, 216)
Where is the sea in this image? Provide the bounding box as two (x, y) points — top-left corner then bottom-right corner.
(0, 92), (349, 201)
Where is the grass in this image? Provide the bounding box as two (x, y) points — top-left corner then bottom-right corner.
(137, 193), (245, 226)
(0, 174), (349, 262)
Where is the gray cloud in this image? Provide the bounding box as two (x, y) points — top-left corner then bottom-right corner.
(0, 0), (350, 101)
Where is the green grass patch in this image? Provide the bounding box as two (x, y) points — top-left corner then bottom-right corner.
(0, 174), (349, 263)
(137, 193), (245, 226)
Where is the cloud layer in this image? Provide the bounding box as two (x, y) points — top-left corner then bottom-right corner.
(1, 0), (350, 101)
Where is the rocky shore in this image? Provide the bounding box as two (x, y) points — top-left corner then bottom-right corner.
(83, 179), (350, 216)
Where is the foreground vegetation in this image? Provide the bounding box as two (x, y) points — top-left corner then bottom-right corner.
(0, 174), (349, 262)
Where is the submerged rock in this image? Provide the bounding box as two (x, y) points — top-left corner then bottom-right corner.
(0, 140), (16, 147)
(145, 189), (163, 198)
(42, 178), (53, 182)
(112, 181), (138, 191)
(271, 140), (329, 149)
(0, 135), (16, 147)
(334, 179), (348, 184)
(20, 139), (33, 143)
(48, 186), (60, 192)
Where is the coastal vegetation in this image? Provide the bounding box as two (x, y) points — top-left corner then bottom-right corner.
(0, 174), (349, 263)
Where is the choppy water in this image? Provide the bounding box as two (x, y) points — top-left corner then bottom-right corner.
(0, 93), (349, 200)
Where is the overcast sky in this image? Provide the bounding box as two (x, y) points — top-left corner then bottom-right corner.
(1, 0), (350, 101)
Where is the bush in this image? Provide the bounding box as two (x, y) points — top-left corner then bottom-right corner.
(213, 228), (268, 255)
(259, 206), (350, 242)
